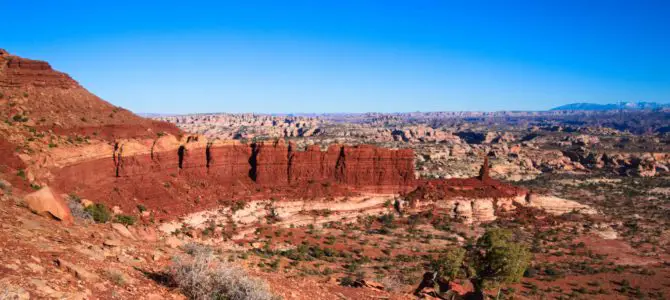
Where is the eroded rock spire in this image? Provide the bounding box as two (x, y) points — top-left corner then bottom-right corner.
(478, 156), (490, 182)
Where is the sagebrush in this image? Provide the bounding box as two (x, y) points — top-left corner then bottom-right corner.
(170, 246), (278, 300)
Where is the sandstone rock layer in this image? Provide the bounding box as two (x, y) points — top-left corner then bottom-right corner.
(53, 140), (416, 218)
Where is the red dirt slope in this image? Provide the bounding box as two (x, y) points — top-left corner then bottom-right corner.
(0, 49), (180, 140)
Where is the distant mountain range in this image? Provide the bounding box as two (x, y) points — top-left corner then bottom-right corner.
(551, 102), (669, 111)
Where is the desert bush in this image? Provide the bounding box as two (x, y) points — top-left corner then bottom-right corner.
(231, 200), (247, 212)
(430, 247), (467, 281)
(105, 269), (127, 286)
(379, 275), (403, 292)
(114, 214), (136, 226)
(182, 242), (213, 256)
(378, 213), (396, 228)
(84, 203), (111, 223)
(170, 249), (278, 300)
(339, 276), (355, 287)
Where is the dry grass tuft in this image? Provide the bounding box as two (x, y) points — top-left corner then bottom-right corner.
(170, 245), (278, 300)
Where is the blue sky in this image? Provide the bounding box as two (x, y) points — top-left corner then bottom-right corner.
(3, 0), (669, 113)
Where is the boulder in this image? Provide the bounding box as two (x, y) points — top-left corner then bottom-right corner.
(23, 187), (73, 224)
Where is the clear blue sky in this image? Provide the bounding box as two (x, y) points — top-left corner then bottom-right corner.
(4, 0), (669, 113)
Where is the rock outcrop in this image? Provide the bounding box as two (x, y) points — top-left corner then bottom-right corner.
(104, 138), (414, 190)
(524, 193), (597, 215)
(23, 187), (73, 224)
(52, 138), (416, 217)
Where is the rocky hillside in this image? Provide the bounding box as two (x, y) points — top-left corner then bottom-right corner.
(0, 49), (180, 140)
(0, 49), (182, 190)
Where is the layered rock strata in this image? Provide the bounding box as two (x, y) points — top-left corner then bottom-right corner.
(53, 138), (416, 217)
(113, 139), (415, 191)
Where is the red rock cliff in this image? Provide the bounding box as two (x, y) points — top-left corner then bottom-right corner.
(114, 140), (415, 191)
(53, 140), (416, 217)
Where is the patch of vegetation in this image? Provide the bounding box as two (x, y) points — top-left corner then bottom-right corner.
(84, 203), (111, 223)
(12, 114), (28, 122)
(428, 228), (532, 298)
(170, 247), (278, 300)
(231, 200), (246, 212)
(114, 214), (136, 226)
(340, 276), (356, 287)
(105, 269), (126, 286)
(430, 247), (467, 281)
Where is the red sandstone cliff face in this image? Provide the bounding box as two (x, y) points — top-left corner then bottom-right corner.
(337, 144), (415, 191)
(252, 140), (290, 185)
(53, 140), (417, 217)
(112, 140), (416, 190)
(288, 144), (342, 183)
(244, 140), (415, 191)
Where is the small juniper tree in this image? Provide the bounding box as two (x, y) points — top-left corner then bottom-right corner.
(425, 228), (531, 299)
(430, 247), (467, 283)
(470, 228), (531, 298)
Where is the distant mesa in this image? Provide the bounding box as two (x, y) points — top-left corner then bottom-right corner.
(550, 102), (669, 111)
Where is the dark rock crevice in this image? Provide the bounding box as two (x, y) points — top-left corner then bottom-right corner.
(334, 146), (346, 181)
(286, 142), (294, 184)
(177, 145), (186, 169)
(248, 143), (259, 181)
(113, 143), (123, 177)
(205, 142), (213, 169)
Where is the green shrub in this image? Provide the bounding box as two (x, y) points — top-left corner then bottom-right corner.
(84, 203), (111, 223)
(431, 247), (467, 281)
(114, 214), (136, 226)
(340, 276), (355, 287)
